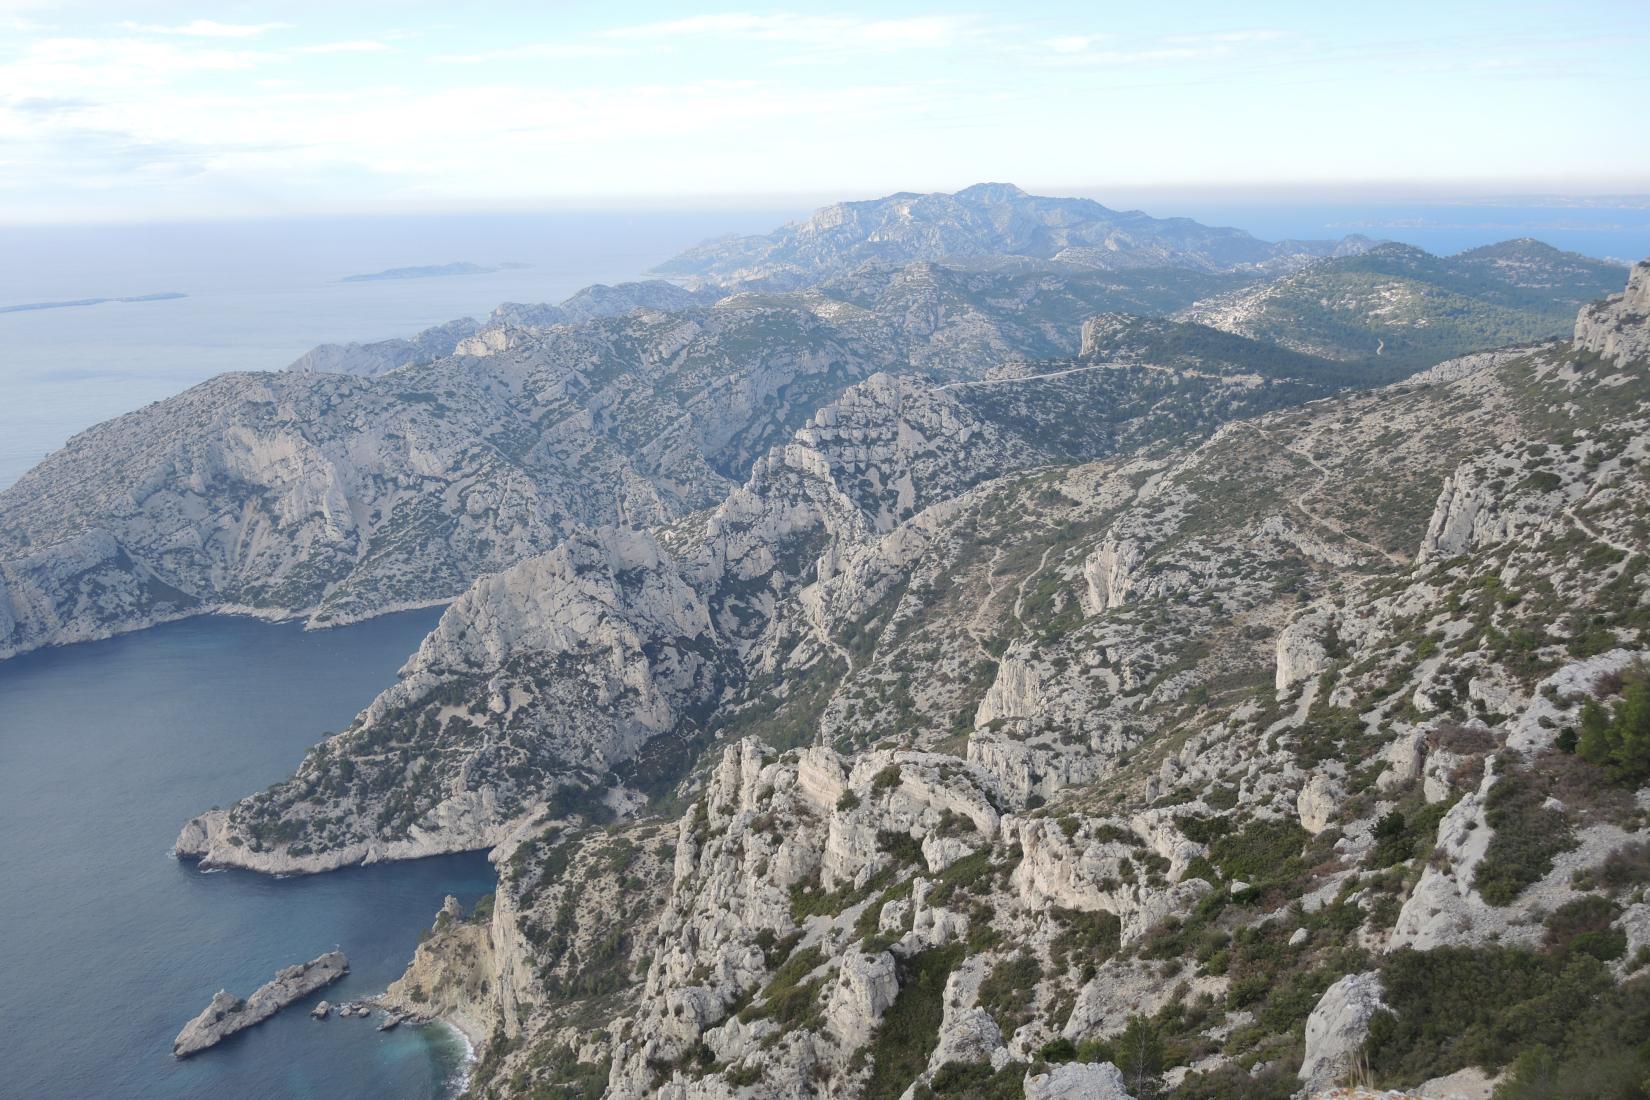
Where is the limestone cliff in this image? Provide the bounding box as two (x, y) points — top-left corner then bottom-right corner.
(387, 263), (1650, 1100)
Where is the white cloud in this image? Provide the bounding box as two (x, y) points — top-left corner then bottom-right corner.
(605, 12), (979, 51)
(1044, 35), (1108, 55)
(120, 20), (291, 39)
(299, 40), (393, 54)
(1040, 29), (1287, 66)
(437, 42), (636, 64)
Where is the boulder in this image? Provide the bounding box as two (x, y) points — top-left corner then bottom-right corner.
(1300, 972), (1386, 1091)
(1298, 773), (1340, 835)
(1024, 1061), (1135, 1100)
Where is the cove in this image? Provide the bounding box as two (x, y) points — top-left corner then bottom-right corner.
(0, 609), (495, 1099)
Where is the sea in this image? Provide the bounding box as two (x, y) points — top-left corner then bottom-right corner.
(0, 608), (488, 1100)
(0, 197), (1646, 1099)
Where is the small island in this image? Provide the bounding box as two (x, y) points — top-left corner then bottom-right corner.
(0, 292), (186, 314)
(172, 951), (349, 1057)
(340, 262), (530, 283)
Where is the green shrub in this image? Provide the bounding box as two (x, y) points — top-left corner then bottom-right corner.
(922, 1059), (1025, 1099)
(1473, 762), (1576, 906)
(1543, 895), (1626, 961)
(1368, 797), (1453, 869)
(977, 951), (1042, 1036)
(865, 946), (965, 1100)
(1366, 946), (1625, 1085)
(723, 1062), (764, 1087)
(1037, 1036), (1077, 1062)
(1578, 668), (1650, 783)
(739, 944), (825, 1028)
(1490, 976), (1650, 1100)
(1167, 1062), (1299, 1100)
(1209, 817), (1308, 888)
(1050, 907), (1122, 975)
(872, 765), (903, 791)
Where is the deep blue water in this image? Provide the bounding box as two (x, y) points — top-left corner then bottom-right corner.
(0, 608), (502, 1100)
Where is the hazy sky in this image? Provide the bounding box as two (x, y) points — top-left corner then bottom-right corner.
(1, 1), (1647, 222)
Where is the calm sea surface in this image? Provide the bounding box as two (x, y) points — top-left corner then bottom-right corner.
(0, 608), (501, 1100)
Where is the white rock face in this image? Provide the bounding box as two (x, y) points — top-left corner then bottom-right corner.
(931, 1007), (1006, 1067)
(1276, 608), (1336, 690)
(1297, 773), (1341, 835)
(825, 950), (898, 1049)
(1574, 260), (1650, 366)
(976, 658), (1046, 725)
(1080, 539), (1142, 615)
(1300, 972), (1387, 1091)
(1023, 1061), (1135, 1100)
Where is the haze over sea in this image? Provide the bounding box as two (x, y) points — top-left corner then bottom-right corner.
(2, 197), (1646, 491)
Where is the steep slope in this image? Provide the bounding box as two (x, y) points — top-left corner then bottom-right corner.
(654, 183), (1371, 286)
(0, 299), (886, 660)
(4, 203), (1615, 664)
(391, 267), (1649, 1100)
(1176, 240), (1625, 370)
(174, 326), (1369, 874)
(0, 258), (1301, 663)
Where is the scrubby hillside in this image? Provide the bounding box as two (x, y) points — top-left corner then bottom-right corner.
(1175, 240), (1625, 371)
(186, 265), (1650, 1099)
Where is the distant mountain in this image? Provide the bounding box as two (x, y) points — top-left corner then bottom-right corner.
(653, 183), (1377, 285)
(1175, 239), (1626, 369)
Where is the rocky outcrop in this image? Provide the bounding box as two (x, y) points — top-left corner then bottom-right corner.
(1276, 608), (1337, 690)
(1300, 972), (1386, 1090)
(1297, 773), (1341, 835)
(1023, 1061), (1135, 1100)
(172, 951), (348, 1057)
(1574, 260), (1650, 366)
(381, 898), (502, 1045)
(288, 318), (480, 376)
(1079, 539), (1142, 615)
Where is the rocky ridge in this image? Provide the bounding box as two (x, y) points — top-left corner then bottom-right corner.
(0, 260), (1309, 664)
(366, 267), (1650, 1100)
(1173, 240), (1624, 371)
(175, 322), (1389, 874)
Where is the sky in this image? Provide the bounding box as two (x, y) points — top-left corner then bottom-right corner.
(0, 1), (1647, 223)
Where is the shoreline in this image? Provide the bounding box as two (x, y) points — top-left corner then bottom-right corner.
(430, 1015), (479, 1097)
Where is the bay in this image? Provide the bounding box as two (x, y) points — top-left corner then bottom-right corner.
(0, 607), (496, 1100)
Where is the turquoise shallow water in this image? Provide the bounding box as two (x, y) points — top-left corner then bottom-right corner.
(0, 609), (497, 1100)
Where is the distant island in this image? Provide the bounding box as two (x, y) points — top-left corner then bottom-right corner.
(340, 262), (531, 283)
(0, 292), (187, 314)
